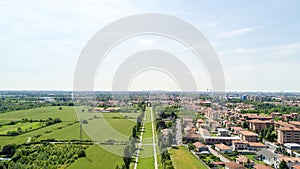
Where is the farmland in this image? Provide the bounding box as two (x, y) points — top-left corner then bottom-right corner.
(0, 106), (141, 169)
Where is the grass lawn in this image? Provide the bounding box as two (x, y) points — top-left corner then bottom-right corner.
(137, 145), (155, 169)
(244, 154), (267, 165)
(169, 146), (208, 169)
(67, 145), (124, 169)
(0, 106), (78, 122)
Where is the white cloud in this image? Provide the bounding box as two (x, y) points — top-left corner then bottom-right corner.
(232, 42), (300, 57)
(218, 27), (256, 38)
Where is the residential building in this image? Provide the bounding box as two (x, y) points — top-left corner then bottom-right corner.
(236, 155), (254, 168)
(253, 164), (273, 169)
(204, 136), (241, 145)
(231, 127), (244, 134)
(239, 130), (259, 142)
(217, 128), (230, 136)
(277, 127), (300, 144)
(232, 140), (249, 150)
(257, 149), (278, 166)
(275, 156), (300, 169)
(225, 162), (246, 169)
(290, 121), (300, 129)
(275, 121), (294, 131)
(248, 142), (267, 150)
(215, 143), (232, 154)
(292, 164), (300, 169)
(284, 143), (300, 156)
(193, 142), (209, 152)
(249, 120), (274, 131)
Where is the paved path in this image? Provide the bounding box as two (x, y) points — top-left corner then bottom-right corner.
(134, 107), (158, 169)
(150, 107), (158, 169)
(208, 146), (230, 162)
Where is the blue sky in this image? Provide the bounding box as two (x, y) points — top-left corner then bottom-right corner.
(0, 0), (299, 92)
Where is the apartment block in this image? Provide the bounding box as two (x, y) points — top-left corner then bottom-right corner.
(277, 127), (300, 144)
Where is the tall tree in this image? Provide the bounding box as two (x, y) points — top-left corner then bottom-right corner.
(279, 160), (288, 169)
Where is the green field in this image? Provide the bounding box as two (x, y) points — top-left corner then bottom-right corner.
(68, 145), (124, 169)
(169, 146), (208, 169)
(0, 122), (41, 134)
(0, 106), (141, 169)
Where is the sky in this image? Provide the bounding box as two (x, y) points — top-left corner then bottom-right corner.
(0, 0), (300, 92)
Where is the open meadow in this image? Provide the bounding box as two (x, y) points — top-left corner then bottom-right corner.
(0, 106), (140, 169)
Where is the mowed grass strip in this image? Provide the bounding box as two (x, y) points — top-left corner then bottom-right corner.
(137, 145), (154, 169)
(137, 107), (155, 169)
(169, 146), (208, 169)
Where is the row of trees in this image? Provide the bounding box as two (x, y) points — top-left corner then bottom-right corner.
(0, 144), (86, 169)
(258, 125), (277, 142)
(6, 118), (62, 136)
(161, 150), (174, 169)
(120, 105), (146, 169)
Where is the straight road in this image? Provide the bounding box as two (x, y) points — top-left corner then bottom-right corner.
(150, 107), (158, 169)
(134, 107), (158, 169)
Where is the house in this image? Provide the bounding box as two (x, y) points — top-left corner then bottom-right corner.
(213, 162), (225, 168)
(236, 155), (254, 168)
(275, 156), (300, 169)
(217, 128), (230, 136)
(248, 142), (267, 150)
(292, 164), (300, 169)
(204, 136), (241, 145)
(284, 143), (300, 156)
(196, 119), (205, 128)
(231, 127), (244, 134)
(183, 117), (194, 127)
(253, 164), (273, 169)
(239, 130), (259, 142)
(225, 162), (246, 169)
(215, 143), (232, 154)
(183, 132), (200, 142)
(232, 140), (249, 150)
(257, 149), (278, 166)
(193, 142), (209, 152)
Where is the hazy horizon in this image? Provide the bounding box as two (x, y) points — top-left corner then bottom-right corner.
(1, 1), (299, 92)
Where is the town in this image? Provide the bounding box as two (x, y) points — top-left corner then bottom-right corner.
(1, 91), (300, 169)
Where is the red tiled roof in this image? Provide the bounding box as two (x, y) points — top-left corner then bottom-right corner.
(239, 130), (258, 136)
(225, 162), (246, 169)
(215, 144), (232, 150)
(278, 126), (300, 131)
(253, 164), (273, 169)
(248, 142), (266, 147)
(193, 142), (207, 149)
